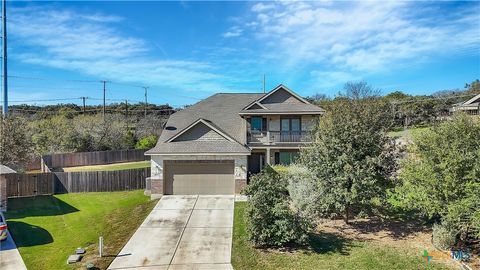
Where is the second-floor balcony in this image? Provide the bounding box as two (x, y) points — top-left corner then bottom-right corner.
(247, 130), (312, 144)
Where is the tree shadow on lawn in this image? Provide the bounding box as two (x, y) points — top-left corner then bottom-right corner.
(260, 232), (357, 256)
(320, 213), (431, 242)
(308, 232), (357, 255)
(6, 195), (79, 219)
(6, 221), (53, 247)
(346, 216), (429, 240)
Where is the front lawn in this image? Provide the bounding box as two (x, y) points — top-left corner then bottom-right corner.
(62, 160), (150, 172)
(388, 126), (430, 139)
(232, 202), (454, 270)
(6, 191), (157, 270)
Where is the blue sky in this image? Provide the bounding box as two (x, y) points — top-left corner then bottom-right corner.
(5, 1), (480, 107)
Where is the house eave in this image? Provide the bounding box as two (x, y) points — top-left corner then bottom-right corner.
(145, 152), (251, 156)
(239, 111), (324, 116)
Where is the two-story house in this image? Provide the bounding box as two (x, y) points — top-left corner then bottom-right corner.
(450, 93), (480, 115)
(145, 85), (325, 197)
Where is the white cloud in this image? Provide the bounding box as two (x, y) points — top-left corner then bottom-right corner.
(9, 6), (229, 93)
(223, 26), (243, 38)
(245, 1), (480, 74)
(251, 3), (275, 13)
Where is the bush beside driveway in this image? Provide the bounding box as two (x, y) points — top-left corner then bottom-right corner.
(232, 202), (454, 270)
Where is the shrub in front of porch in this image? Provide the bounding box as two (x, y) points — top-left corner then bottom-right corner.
(242, 166), (309, 247)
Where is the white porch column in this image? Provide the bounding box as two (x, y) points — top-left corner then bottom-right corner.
(266, 148), (271, 165)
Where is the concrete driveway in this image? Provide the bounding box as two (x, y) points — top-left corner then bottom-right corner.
(108, 195), (234, 270)
(0, 231), (28, 270)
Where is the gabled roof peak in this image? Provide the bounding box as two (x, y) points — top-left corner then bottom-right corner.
(463, 93), (480, 105)
(166, 118), (236, 143)
(242, 84), (312, 111)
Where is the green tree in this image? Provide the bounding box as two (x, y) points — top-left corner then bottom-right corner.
(300, 82), (397, 223)
(0, 116), (33, 168)
(30, 115), (81, 155)
(391, 114), (480, 239)
(135, 135), (158, 150)
(465, 79), (480, 94)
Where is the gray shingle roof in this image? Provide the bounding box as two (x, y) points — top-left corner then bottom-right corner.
(146, 88), (325, 155)
(239, 103), (325, 114)
(0, 165), (16, 174)
(146, 140), (251, 154)
(146, 93), (263, 154)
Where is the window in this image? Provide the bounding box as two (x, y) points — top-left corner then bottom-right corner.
(291, 118), (300, 131)
(281, 117), (301, 131)
(250, 117), (264, 131)
(277, 151), (299, 165)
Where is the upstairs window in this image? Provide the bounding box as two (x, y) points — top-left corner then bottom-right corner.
(250, 117), (266, 131)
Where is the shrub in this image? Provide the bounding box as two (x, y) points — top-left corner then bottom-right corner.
(135, 135), (158, 150)
(443, 182), (480, 240)
(242, 166), (309, 247)
(392, 114), (480, 240)
(279, 164), (318, 222)
(432, 223), (457, 250)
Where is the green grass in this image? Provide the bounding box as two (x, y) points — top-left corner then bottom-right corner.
(6, 191), (157, 270)
(62, 160), (150, 172)
(232, 202), (454, 270)
(388, 127), (430, 139)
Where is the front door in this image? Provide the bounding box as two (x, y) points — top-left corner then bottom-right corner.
(248, 152), (265, 179)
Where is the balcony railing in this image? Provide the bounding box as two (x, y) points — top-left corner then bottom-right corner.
(247, 130), (312, 143)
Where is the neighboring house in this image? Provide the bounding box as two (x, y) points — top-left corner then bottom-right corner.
(145, 85), (325, 196)
(450, 93), (480, 115)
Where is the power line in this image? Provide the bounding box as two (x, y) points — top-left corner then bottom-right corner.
(9, 107), (175, 113)
(9, 85), (96, 91)
(5, 75), (100, 83)
(8, 97), (87, 103)
(4, 74), (203, 101)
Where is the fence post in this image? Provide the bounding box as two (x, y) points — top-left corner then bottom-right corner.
(99, 236), (103, 257)
(52, 173), (55, 195)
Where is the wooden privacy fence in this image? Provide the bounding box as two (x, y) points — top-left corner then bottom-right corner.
(5, 168), (150, 198)
(54, 168), (149, 193)
(42, 149), (148, 170)
(5, 173), (55, 197)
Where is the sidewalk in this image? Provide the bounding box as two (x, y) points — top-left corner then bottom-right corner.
(0, 231), (28, 270)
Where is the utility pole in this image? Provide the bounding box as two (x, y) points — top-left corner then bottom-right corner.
(125, 99), (129, 132)
(102, 81), (106, 122)
(390, 102), (395, 123)
(125, 99), (128, 119)
(143, 86), (148, 118)
(263, 74), (266, 94)
(81, 97), (87, 113)
(2, 0), (8, 118)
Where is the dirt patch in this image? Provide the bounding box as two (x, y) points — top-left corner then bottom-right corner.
(318, 217), (466, 269)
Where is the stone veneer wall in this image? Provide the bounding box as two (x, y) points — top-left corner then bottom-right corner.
(149, 155), (248, 197)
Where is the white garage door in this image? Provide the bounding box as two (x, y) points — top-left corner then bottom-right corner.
(164, 161), (234, 195)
